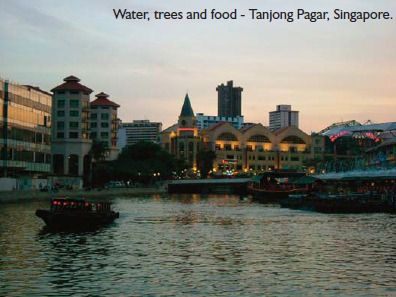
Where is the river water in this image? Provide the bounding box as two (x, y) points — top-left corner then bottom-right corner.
(0, 195), (395, 296)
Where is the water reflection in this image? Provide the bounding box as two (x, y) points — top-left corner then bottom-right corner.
(0, 195), (395, 296)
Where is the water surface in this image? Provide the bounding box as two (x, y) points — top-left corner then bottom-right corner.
(0, 195), (395, 296)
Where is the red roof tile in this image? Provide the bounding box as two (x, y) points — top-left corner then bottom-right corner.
(51, 75), (93, 94)
(90, 92), (120, 108)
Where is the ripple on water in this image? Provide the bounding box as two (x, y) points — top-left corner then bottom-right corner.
(0, 196), (395, 296)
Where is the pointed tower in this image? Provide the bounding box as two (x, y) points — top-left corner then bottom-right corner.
(176, 94), (199, 168)
(178, 93), (196, 133)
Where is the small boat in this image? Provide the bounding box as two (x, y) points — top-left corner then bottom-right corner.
(248, 171), (309, 203)
(36, 197), (119, 230)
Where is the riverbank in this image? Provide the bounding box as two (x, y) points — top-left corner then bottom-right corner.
(0, 187), (166, 203)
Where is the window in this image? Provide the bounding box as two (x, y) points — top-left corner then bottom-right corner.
(101, 122), (109, 128)
(69, 132), (79, 138)
(291, 156), (299, 162)
(57, 132), (64, 139)
(70, 100), (79, 108)
(58, 100), (65, 108)
(57, 121), (64, 129)
(91, 122), (97, 128)
(57, 110), (65, 117)
(101, 113), (109, 120)
(101, 132), (109, 139)
(69, 122), (79, 129)
(91, 113), (97, 120)
(90, 132), (97, 139)
(70, 110), (79, 117)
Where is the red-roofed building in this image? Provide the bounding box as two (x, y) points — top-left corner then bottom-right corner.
(90, 92), (120, 160)
(51, 75), (93, 187)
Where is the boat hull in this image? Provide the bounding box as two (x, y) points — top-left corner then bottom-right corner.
(36, 209), (119, 230)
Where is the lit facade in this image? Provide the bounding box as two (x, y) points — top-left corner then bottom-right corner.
(51, 75), (92, 178)
(161, 94), (199, 167)
(0, 79), (52, 176)
(217, 80), (243, 117)
(161, 95), (323, 173)
(196, 113), (244, 130)
(269, 105), (299, 131)
(202, 123), (323, 172)
(90, 92), (120, 160)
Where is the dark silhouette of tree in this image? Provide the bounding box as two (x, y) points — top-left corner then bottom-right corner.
(90, 140), (108, 162)
(196, 149), (216, 178)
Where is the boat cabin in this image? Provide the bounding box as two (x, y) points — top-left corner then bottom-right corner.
(50, 198), (112, 213)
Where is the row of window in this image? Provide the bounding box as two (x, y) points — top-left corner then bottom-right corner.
(91, 122), (109, 128)
(57, 99), (80, 108)
(57, 132), (110, 139)
(0, 147), (51, 163)
(57, 110), (80, 117)
(91, 113), (109, 120)
(56, 121), (111, 129)
(90, 132), (109, 139)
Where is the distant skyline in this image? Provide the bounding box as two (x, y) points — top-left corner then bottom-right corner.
(1, 0), (395, 132)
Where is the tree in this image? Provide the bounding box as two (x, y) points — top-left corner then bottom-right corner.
(196, 150), (216, 178)
(90, 140), (108, 162)
(114, 141), (184, 182)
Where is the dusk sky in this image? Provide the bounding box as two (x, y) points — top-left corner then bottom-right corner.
(1, 0), (395, 132)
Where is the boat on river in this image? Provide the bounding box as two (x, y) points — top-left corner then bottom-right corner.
(248, 171), (310, 202)
(36, 197), (119, 230)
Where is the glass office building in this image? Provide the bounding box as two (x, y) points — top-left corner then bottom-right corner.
(0, 79), (52, 177)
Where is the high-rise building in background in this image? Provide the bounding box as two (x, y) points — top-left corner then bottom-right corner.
(90, 92), (120, 160)
(117, 120), (162, 150)
(195, 113), (244, 130)
(217, 80), (243, 117)
(269, 105), (299, 131)
(0, 79), (52, 177)
(51, 75), (92, 181)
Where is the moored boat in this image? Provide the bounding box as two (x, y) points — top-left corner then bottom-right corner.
(36, 197), (119, 230)
(249, 171), (310, 203)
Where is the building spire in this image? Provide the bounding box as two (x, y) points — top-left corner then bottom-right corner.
(180, 93), (194, 117)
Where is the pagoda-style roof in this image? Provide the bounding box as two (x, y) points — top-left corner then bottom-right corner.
(90, 92), (120, 108)
(51, 75), (93, 94)
(180, 93), (194, 117)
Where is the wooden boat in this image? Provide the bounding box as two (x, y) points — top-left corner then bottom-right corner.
(36, 197), (119, 230)
(248, 171), (308, 203)
(249, 184), (307, 202)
